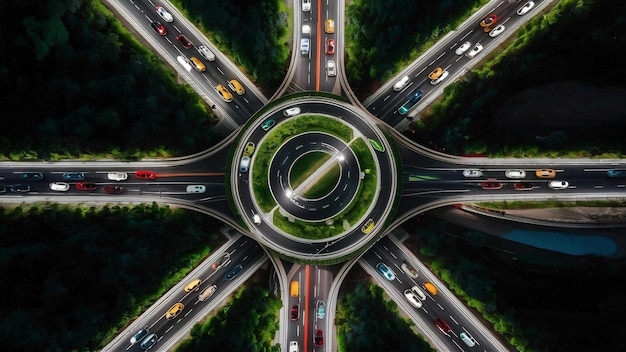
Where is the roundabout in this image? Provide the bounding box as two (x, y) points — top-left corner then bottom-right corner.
(229, 95), (401, 263)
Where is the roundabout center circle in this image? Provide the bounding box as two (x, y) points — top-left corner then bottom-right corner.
(289, 151), (341, 199)
(270, 132), (360, 222)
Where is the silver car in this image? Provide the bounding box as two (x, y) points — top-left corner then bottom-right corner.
(466, 43), (483, 58)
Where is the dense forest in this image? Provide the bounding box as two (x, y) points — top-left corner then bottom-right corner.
(170, 0), (290, 94)
(0, 202), (225, 351)
(336, 278), (435, 352)
(404, 211), (626, 351)
(174, 276), (282, 352)
(0, 0), (222, 160)
(344, 0), (489, 95)
(405, 0), (626, 157)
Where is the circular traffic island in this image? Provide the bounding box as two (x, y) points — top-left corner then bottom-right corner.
(233, 98), (399, 263)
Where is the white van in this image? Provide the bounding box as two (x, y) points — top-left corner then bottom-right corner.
(393, 76), (410, 91)
(300, 38), (310, 55)
(289, 341), (299, 352)
(177, 56), (192, 72)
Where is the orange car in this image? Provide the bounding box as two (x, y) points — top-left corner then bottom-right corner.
(428, 67), (443, 80)
(535, 169), (556, 178)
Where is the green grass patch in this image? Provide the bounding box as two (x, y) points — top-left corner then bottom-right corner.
(290, 152), (331, 189)
(272, 210), (346, 240)
(301, 163), (340, 199)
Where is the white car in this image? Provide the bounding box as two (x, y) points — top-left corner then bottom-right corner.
(302, 0), (311, 11)
(186, 185), (206, 193)
(430, 70), (449, 85)
(283, 107), (301, 116)
(466, 43), (483, 58)
(49, 182), (70, 191)
(401, 262), (419, 278)
(156, 6), (173, 22)
(460, 332), (476, 347)
(393, 76), (410, 91)
(411, 285), (427, 301)
(455, 41), (472, 55)
(489, 24), (505, 38)
(327, 60), (336, 77)
(404, 289), (423, 309)
(198, 284), (217, 301)
(197, 45), (216, 61)
(517, 1), (535, 16)
(253, 214), (262, 224)
(548, 180), (569, 190)
(505, 169), (526, 179)
(107, 172), (128, 181)
(463, 169), (483, 178)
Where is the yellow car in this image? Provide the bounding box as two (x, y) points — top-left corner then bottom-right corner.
(184, 279), (201, 292)
(361, 219), (375, 234)
(535, 169), (556, 178)
(166, 303), (184, 320)
(325, 19), (335, 34)
(243, 142), (256, 157)
(427, 67), (443, 80)
(228, 79), (245, 95)
(217, 85), (233, 102)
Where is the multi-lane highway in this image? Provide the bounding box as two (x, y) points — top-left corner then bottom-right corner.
(109, 0), (267, 131)
(103, 234), (267, 352)
(364, 0), (550, 128)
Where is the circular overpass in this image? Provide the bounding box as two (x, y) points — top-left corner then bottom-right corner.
(229, 95), (401, 263)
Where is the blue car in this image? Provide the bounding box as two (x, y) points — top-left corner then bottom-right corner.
(261, 119), (275, 131)
(376, 262), (395, 281)
(21, 172), (43, 181)
(607, 169), (626, 178)
(62, 172), (85, 181)
(224, 264), (243, 280)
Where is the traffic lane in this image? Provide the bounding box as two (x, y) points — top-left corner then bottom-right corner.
(116, 235), (258, 351)
(287, 269), (305, 346)
(140, 241), (266, 351)
(118, 0), (263, 124)
(367, 0), (548, 119)
(367, 239), (489, 352)
(376, 236), (493, 352)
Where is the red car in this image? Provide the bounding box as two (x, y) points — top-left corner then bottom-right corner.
(135, 170), (157, 180)
(176, 34), (193, 49)
(481, 181), (503, 190)
(103, 185), (124, 194)
(314, 329), (323, 346)
(514, 182), (534, 191)
(75, 182), (97, 191)
(290, 305), (299, 321)
(150, 21), (167, 36)
(480, 13), (498, 30)
(435, 318), (451, 336)
(325, 39), (335, 55)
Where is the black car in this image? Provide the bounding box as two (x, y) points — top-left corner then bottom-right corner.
(0, 186), (7, 193)
(11, 184), (30, 192)
(224, 264), (243, 280)
(21, 172), (43, 181)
